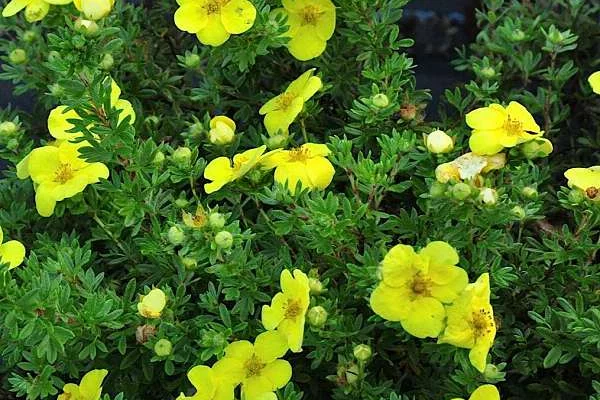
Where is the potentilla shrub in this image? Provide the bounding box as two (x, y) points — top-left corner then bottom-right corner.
(0, 0), (599, 399)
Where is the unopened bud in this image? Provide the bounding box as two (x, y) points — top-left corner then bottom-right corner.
(0, 121), (18, 136)
(214, 231), (233, 249)
(99, 53), (114, 71)
(479, 67), (496, 79)
(483, 363), (506, 381)
(209, 212), (226, 229)
(184, 53), (201, 69)
(371, 93), (389, 108)
(74, 18), (99, 36)
(154, 339), (173, 357)
(452, 182), (472, 200)
(266, 134), (288, 150)
(478, 188), (498, 206)
(308, 277), (324, 295)
(181, 257), (197, 270)
(23, 30), (37, 42)
(175, 198), (189, 208)
(209, 116), (236, 145)
(152, 150), (165, 165)
(510, 29), (526, 42)
(521, 138), (553, 159)
(521, 186), (538, 199)
(9, 49), (27, 65)
(511, 206), (526, 220)
(168, 226), (185, 245)
(307, 306), (328, 328)
(425, 130), (454, 154)
(353, 344), (372, 362)
(172, 147), (192, 165)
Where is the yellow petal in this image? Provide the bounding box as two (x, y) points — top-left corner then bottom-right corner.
(277, 317), (305, 353)
(273, 161), (311, 192)
(314, 7), (335, 41)
(259, 149), (289, 170)
(139, 288), (166, 318)
(565, 167), (600, 191)
(233, 145), (267, 178)
(115, 99), (136, 124)
(48, 106), (81, 140)
(287, 69), (322, 101)
(428, 265), (468, 303)
(469, 130), (504, 156)
(45, 0), (72, 4)
(174, 1), (208, 33)
(212, 357), (246, 386)
(470, 385), (500, 400)
(305, 156), (334, 190)
(437, 316), (475, 349)
(261, 292), (287, 330)
(259, 94), (284, 115)
(197, 14), (231, 46)
(261, 359), (292, 389)
(81, 162), (110, 182)
(223, 340), (254, 361)
(24, 0), (49, 23)
(263, 97), (304, 136)
(79, 369), (108, 400)
(399, 297), (445, 338)
(2, 0), (32, 16)
(203, 157), (234, 194)
(220, 0), (256, 34)
(469, 339), (492, 372)
(16, 153), (31, 179)
(506, 101), (540, 133)
(28, 146), (61, 183)
(287, 28), (327, 61)
(0, 240), (26, 269)
(210, 115), (236, 132)
(302, 143), (330, 157)
(419, 241), (459, 269)
(185, 366), (216, 400)
(79, 0), (112, 20)
(589, 71), (600, 95)
(243, 375), (275, 400)
(369, 284), (410, 321)
(35, 182), (59, 217)
(254, 331), (288, 363)
(380, 244), (418, 287)
(465, 106), (506, 130)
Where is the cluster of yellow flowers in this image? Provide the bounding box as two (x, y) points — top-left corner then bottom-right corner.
(173, 0), (336, 61)
(370, 241), (496, 373)
(2, 0), (114, 21)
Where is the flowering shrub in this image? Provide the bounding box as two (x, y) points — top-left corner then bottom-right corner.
(0, 0), (599, 399)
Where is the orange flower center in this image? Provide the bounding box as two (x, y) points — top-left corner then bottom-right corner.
(471, 308), (495, 337)
(300, 5), (322, 25)
(410, 274), (431, 297)
(288, 147), (310, 162)
(504, 116), (523, 136)
(284, 299), (302, 319)
(244, 355), (266, 377)
(54, 163), (75, 184)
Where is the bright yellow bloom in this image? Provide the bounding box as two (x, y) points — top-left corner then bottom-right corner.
(370, 241), (468, 338)
(564, 166), (600, 199)
(176, 365), (235, 400)
(57, 369), (108, 400)
(183, 205), (208, 228)
(466, 101), (542, 155)
(0, 226), (26, 269)
(589, 71), (600, 95)
(262, 269), (310, 352)
(452, 384), (500, 400)
(138, 288), (167, 319)
(259, 69), (322, 137)
(260, 143), (334, 193)
(209, 116), (236, 145)
(1, 0), (71, 22)
(108, 78), (136, 124)
(203, 145), (266, 194)
(212, 331), (291, 400)
(73, 0), (114, 20)
(438, 273), (496, 372)
(16, 141), (109, 217)
(279, 0), (336, 61)
(174, 0), (257, 47)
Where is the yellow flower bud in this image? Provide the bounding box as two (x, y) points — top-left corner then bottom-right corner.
(214, 231), (233, 249)
(167, 226), (185, 245)
(353, 344), (372, 362)
(308, 277), (325, 295)
(208, 116), (236, 145)
(371, 93), (389, 108)
(478, 188), (497, 206)
(9, 49), (27, 65)
(425, 130), (454, 154)
(154, 339), (173, 357)
(307, 306), (328, 328)
(138, 288), (167, 319)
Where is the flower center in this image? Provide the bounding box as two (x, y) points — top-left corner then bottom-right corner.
(288, 147), (310, 162)
(504, 116), (523, 136)
(244, 355), (266, 378)
(277, 92), (297, 111)
(410, 274), (431, 297)
(471, 308), (495, 337)
(586, 187), (599, 199)
(300, 5), (322, 25)
(284, 299), (302, 319)
(233, 156), (248, 171)
(205, 0), (227, 14)
(54, 163), (75, 184)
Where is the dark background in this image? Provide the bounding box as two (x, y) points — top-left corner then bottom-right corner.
(0, 0), (479, 116)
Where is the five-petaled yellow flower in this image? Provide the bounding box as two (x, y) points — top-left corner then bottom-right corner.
(174, 0), (257, 47)
(57, 369), (108, 400)
(0, 226), (26, 269)
(370, 241), (468, 338)
(452, 384), (500, 400)
(16, 140), (110, 217)
(589, 71), (600, 95)
(212, 331), (291, 400)
(260, 143), (335, 193)
(138, 288), (167, 319)
(1, 0), (71, 22)
(438, 273), (496, 373)
(74, 0), (114, 20)
(176, 365), (235, 400)
(279, 0), (336, 61)
(564, 166), (600, 200)
(466, 101), (542, 156)
(203, 145), (266, 194)
(262, 269), (310, 353)
(259, 69), (322, 137)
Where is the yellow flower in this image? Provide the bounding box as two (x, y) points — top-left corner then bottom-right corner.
(203, 145), (266, 194)
(452, 384), (500, 400)
(0, 226), (26, 269)
(279, 0), (336, 61)
(259, 69), (322, 137)
(564, 166), (600, 199)
(212, 331), (291, 400)
(466, 101), (542, 155)
(438, 273), (496, 372)
(137, 288), (167, 319)
(425, 129), (454, 154)
(589, 71), (600, 95)
(174, 0), (257, 47)
(176, 365), (235, 400)
(57, 369), (108, 400)
(435, 153), (506, 184)
(262, 269), (310, 352)
(369, 241), (468, 338)
(435, 162), (460, 184)
(183, 205), (208, 229)
(1, 0), (71, 22)
(73, 0), (114, 20)
(47, 80), (134, 141)
(16, 141), (109, 217)
(260, 143), (334, 193)
(209, 116), (236, 145)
